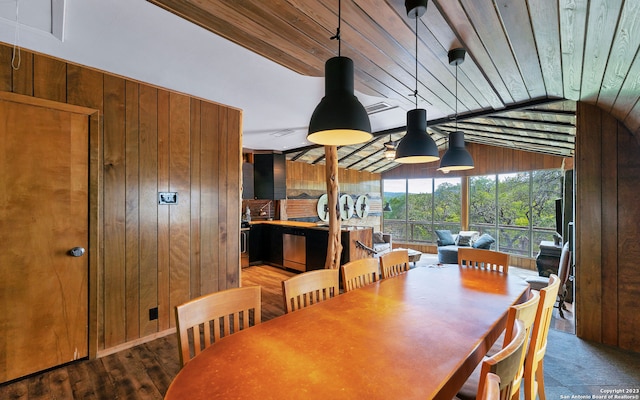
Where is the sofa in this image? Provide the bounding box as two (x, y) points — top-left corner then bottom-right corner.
(435, 230), (495, 264)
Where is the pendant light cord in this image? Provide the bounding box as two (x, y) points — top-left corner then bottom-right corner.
(413, 11), (418, 109)
(331, 0), (342, 56)
(455, 60), (458, 130)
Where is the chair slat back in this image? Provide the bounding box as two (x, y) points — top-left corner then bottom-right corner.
(478, 319), (527, 400)
(379, 249), (410, 279)
(341, 258), (379, 292)
(282, 269), (339, 313)
(458, 248), (509, 274)
(524, 274), (560, 400)
(175, 286), (261, 367)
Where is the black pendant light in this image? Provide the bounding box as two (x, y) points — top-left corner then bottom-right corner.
(307, 0), (372, 146)
(438, 48), (474, 173)
(395, 0), (439, 164)
(383, 201), (392, 212)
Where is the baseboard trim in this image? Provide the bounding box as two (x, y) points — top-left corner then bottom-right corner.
(96, 328), (176, 358)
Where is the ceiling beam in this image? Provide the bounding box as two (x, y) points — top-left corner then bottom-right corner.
(439, 125), (574, 150)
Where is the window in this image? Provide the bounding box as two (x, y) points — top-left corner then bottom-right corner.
(498, 172), (531, 256)
(469, 170), (563, 257)
(383, 177), (461, 243)
(531, 170), (563, 247)
(433, 178), (461, 236)
(387, 169), (562, 257)
(469, 175), (497, 239)
(407, 179), (433, 242)
(383, 179), (407, 240)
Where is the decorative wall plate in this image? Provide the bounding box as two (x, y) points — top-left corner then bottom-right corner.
(339, 194), (355, 221)
(355, 195), (369, 218)
(316, 194), (329, 222)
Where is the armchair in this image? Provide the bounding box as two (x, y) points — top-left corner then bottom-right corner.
(372, 232), (392, 254)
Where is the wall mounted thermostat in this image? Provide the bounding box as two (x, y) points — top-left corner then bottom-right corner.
(158, 192), (178, 205)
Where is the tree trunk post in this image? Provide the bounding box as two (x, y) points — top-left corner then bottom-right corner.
(325, 145), (342, 269)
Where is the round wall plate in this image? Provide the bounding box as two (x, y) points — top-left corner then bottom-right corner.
(317, 194), (329, 222)
(355, 195), (369, 218)
(339, 194), (354, 221)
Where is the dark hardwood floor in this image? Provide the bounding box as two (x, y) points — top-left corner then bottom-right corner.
(0, 265), (294, 400)
(241, 265), (296, 322)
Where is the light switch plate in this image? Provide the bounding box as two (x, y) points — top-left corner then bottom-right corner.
(158, 192), (178, 205)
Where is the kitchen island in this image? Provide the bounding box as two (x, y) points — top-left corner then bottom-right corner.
(248, 220), (373, 271)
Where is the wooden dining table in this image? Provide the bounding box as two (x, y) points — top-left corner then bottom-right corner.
(165, 265), (529, 400)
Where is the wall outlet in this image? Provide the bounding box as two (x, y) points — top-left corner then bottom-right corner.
(149, 307), (158, 321)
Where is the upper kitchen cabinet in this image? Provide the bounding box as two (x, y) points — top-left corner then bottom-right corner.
(254, 153), (286, 200)
(242, 162), (254, 200)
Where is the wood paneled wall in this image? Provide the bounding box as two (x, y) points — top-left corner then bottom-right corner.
(285, 161), (382, 231)
(575, 102), (640, 352)
(382, 142), (565, 179)
(0, 43), (242, 354)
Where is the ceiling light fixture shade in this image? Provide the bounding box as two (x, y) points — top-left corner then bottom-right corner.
(395, 0), (439, 164)
(439, 47), (474, 173)
(383, 201), (392, 212)
(307, 0), (372, 146)
(438, 131), (474, 172)
(395, 109), (439, 163)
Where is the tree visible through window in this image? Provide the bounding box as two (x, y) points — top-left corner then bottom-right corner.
(383, 177), (461, 242)
(387, 169), (563, 257)
(469, 170), (562, 257)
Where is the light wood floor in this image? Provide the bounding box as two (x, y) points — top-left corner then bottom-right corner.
(0, 260), (579, 399)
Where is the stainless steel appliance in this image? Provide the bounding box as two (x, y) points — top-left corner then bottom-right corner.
(282, 228), (306, 271)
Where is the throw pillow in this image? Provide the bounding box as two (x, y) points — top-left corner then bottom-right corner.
(456, 234), (473, 247)
(435, 230), (455, 246)
(473, 233), (496, 249)
(458, 230), (480, 245)
(373, 232), (385, 244)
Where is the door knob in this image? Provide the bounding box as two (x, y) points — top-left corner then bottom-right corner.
(69, 247), (86, 257)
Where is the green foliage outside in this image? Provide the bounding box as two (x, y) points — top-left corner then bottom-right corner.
(384, 169), (563, 257)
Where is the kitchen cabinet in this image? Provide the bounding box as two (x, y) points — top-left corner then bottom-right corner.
(249, 224), (263, 264)
(248, 222), (372, 271)
(254, 153), (286, 200)
(305, 228), (329, 270)
(242, 162), (254, 200)
(267, 225), (283, 265)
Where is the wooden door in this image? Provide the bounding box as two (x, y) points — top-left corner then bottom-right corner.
(0, 97), (89, 383)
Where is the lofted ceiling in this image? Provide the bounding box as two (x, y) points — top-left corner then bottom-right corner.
(147, 0), (639, 173)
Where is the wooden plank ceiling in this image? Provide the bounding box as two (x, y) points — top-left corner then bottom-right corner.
(147, 0), (640, 173)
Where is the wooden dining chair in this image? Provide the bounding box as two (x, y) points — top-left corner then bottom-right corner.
(458, 248), (509, 274)
(175, 285), (261, 367)
(282, 268), (339, 313)
(341, 257), (379, 292)
(524, 274), (561, 400)
(478, 373), (501, 400)
(379, 249), (410, 279)
(498, 290), (540, 400)
(458, 320), (527, 400)
(487, 290), (540, 356)
(458, 291), (539, 400)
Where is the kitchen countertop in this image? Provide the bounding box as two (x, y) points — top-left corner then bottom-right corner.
(249, 220), (372, 231)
